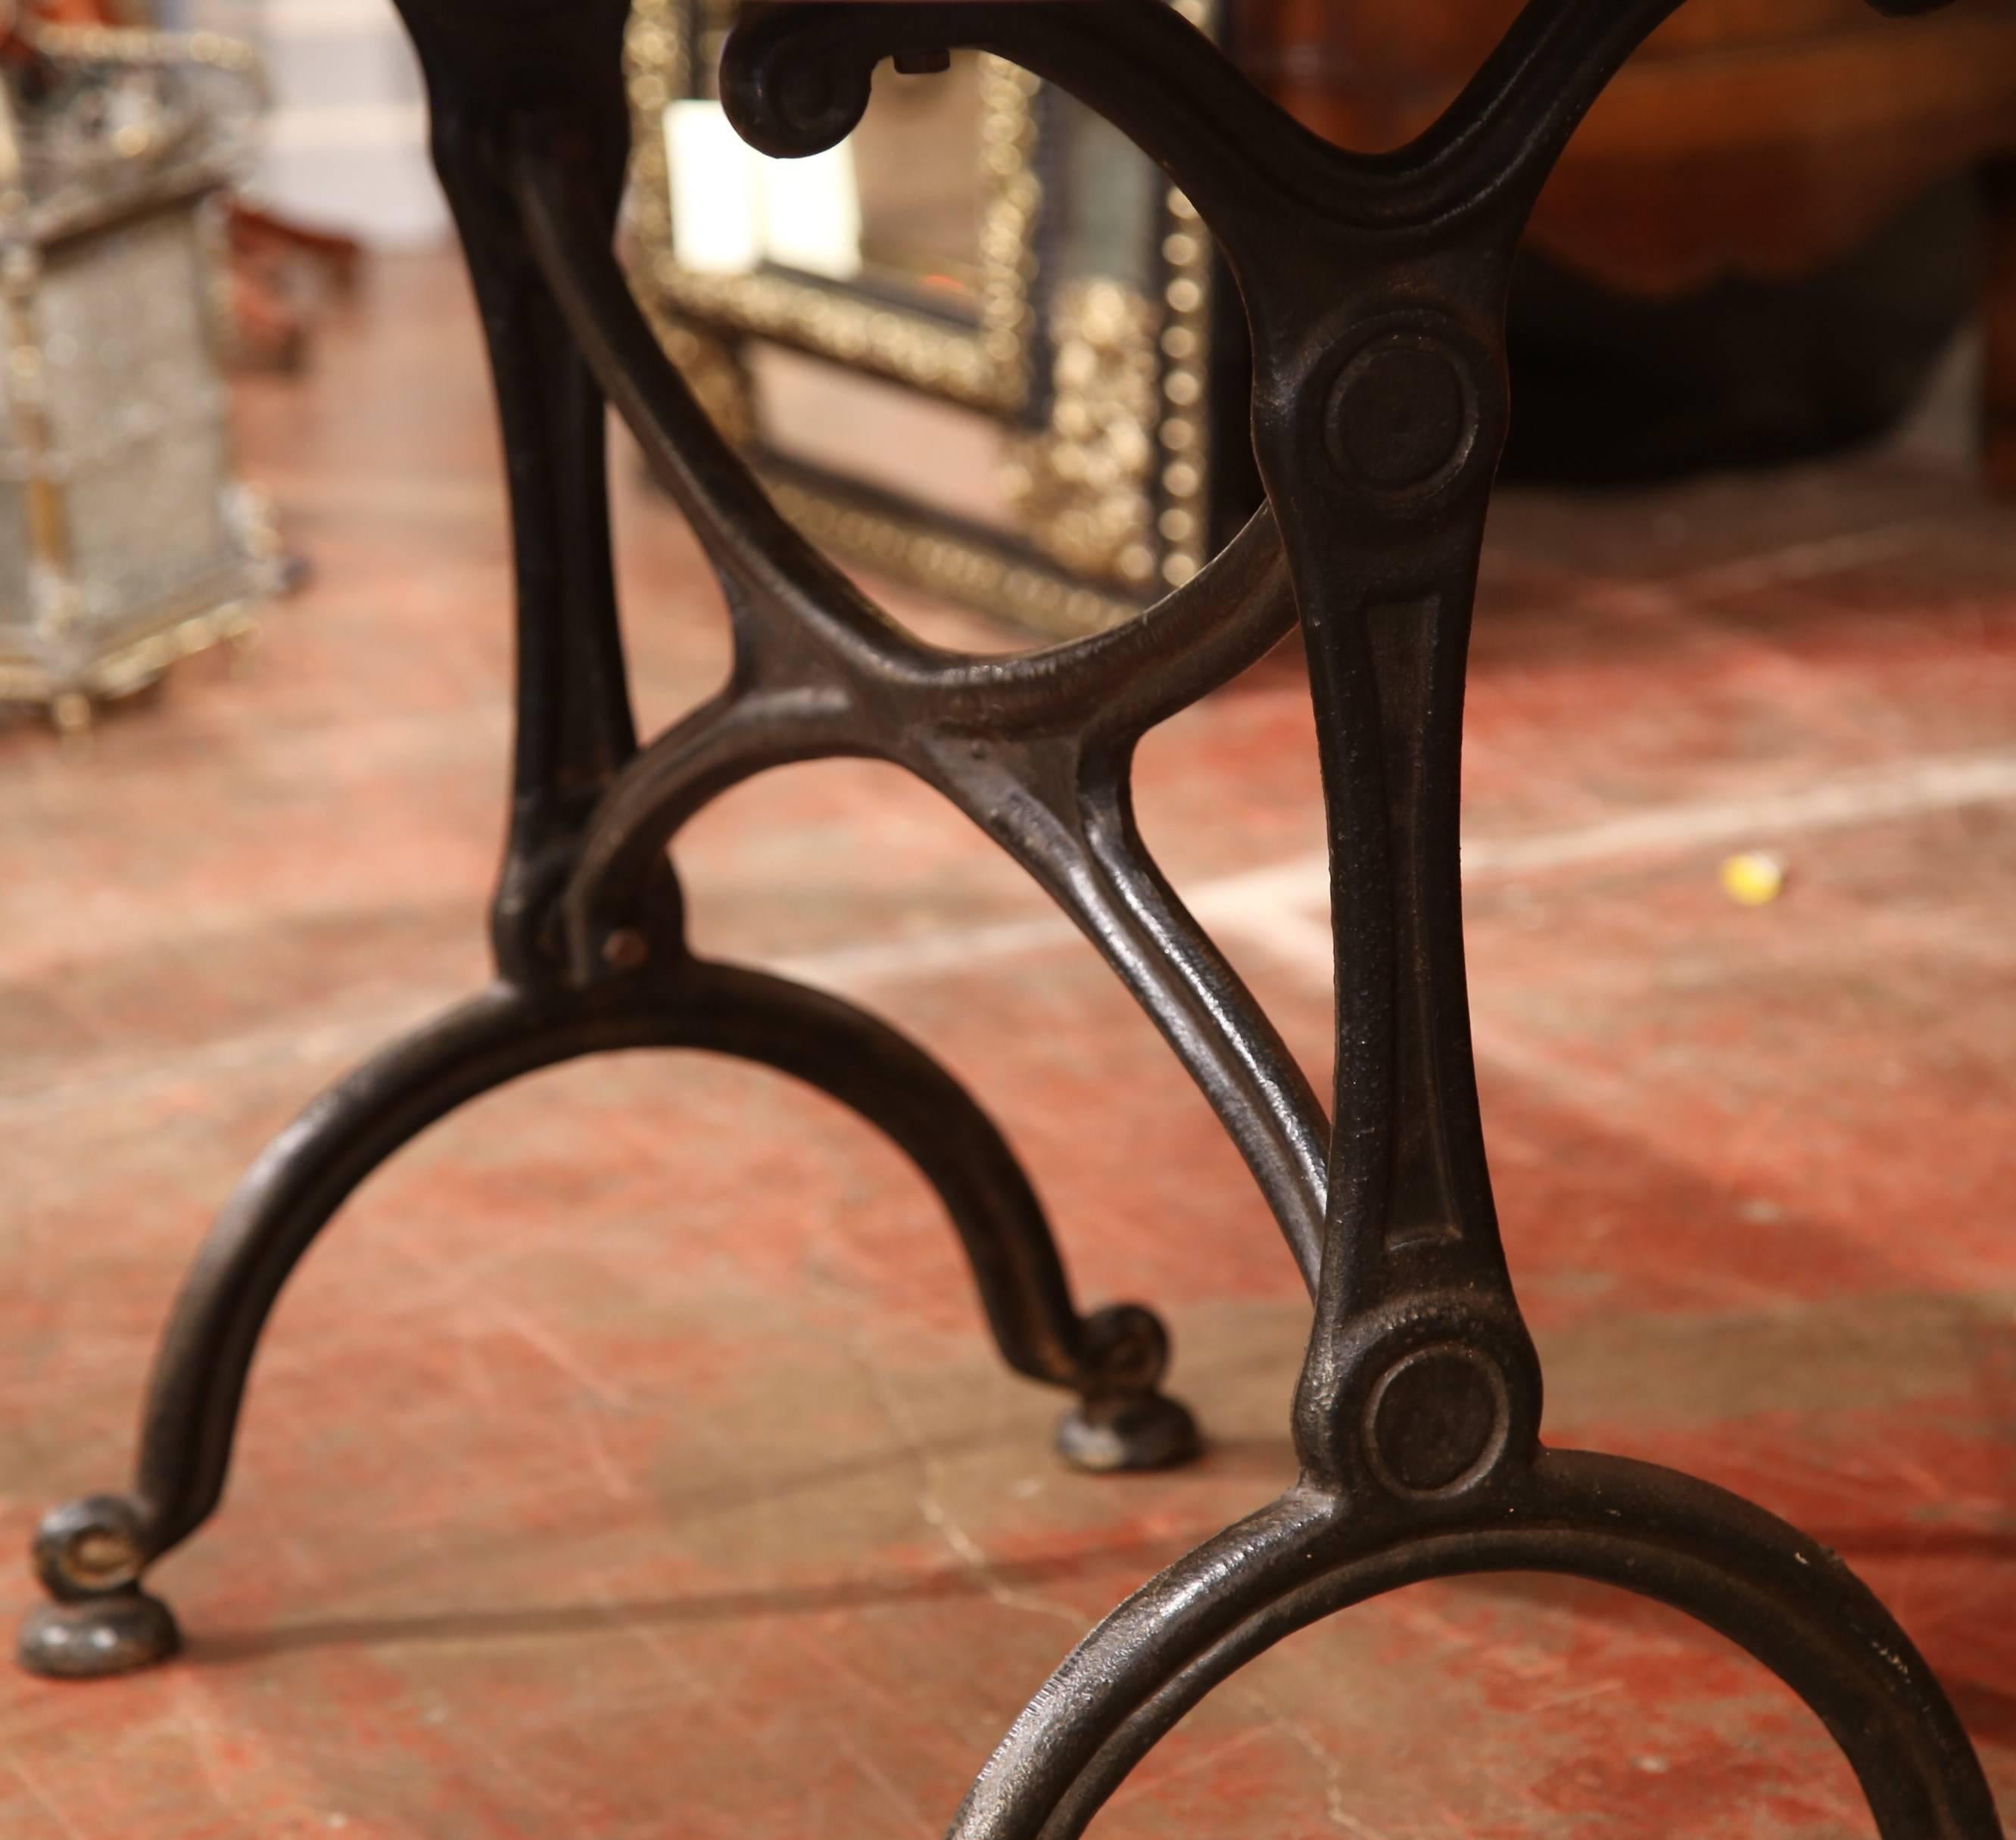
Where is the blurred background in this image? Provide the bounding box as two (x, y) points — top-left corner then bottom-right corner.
(3, 3), (2014, 1836)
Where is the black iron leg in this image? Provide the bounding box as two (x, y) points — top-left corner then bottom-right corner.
(948, 1455), (2002, 1839)
(409, 8), (1192, 1489)
(18, 968), (1190, 1679)
(715, 3), (2004, 1832)
(17, 0), (1192, 1683)
(20, 988), (606, 1680)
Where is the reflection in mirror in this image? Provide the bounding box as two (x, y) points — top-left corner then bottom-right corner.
(851, 54), (989, 314)
(752, 347), (1016, 537)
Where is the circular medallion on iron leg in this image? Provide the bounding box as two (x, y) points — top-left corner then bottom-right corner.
(1363, 1343), (1512, 1500)
(1323, 321), (1495, 513)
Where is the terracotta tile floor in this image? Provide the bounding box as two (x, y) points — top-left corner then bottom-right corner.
(2, 254), (2013, 1837)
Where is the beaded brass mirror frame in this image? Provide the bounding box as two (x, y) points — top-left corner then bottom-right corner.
(19, 2), (2005, 1835)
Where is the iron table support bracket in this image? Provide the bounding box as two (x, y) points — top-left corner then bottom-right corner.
(17, 0), (1200, 1683)
(714, 2), (2000, 1832)
(17, 2), (2007, 1835)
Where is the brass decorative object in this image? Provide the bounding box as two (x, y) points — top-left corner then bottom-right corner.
(1004, 278), (1161, 585)
(0, 20), (283, 733)
(622, 0), (1224, 637)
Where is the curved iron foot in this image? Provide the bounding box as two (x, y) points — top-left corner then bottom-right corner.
(18, 1495), (179, 1680)
(951, 1449), (2001, 1839)
(19, 970), (1192, 1678)
(1051, 1305), (1198, 1474)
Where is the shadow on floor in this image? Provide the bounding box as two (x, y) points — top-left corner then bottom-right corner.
(190, 1524), (1214, 1664)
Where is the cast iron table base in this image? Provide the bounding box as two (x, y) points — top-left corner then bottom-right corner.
(20, 2), (2007, 1834)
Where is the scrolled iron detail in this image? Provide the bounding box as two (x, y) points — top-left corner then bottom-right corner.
(714, 3), (881, 159)
(30, 1493), (149, 1602)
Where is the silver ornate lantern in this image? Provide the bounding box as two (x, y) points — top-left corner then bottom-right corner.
(0, 20), (282, 733)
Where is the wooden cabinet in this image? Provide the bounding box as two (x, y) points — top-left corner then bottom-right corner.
(1235, 0), (2016, 488)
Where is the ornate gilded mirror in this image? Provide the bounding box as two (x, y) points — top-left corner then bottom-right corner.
(622, 0), (1244, 637)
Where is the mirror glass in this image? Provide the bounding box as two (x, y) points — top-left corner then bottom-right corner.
(678, 4), (987, 319)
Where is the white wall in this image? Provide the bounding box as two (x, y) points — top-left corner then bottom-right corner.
(164, 0), (450, 246)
